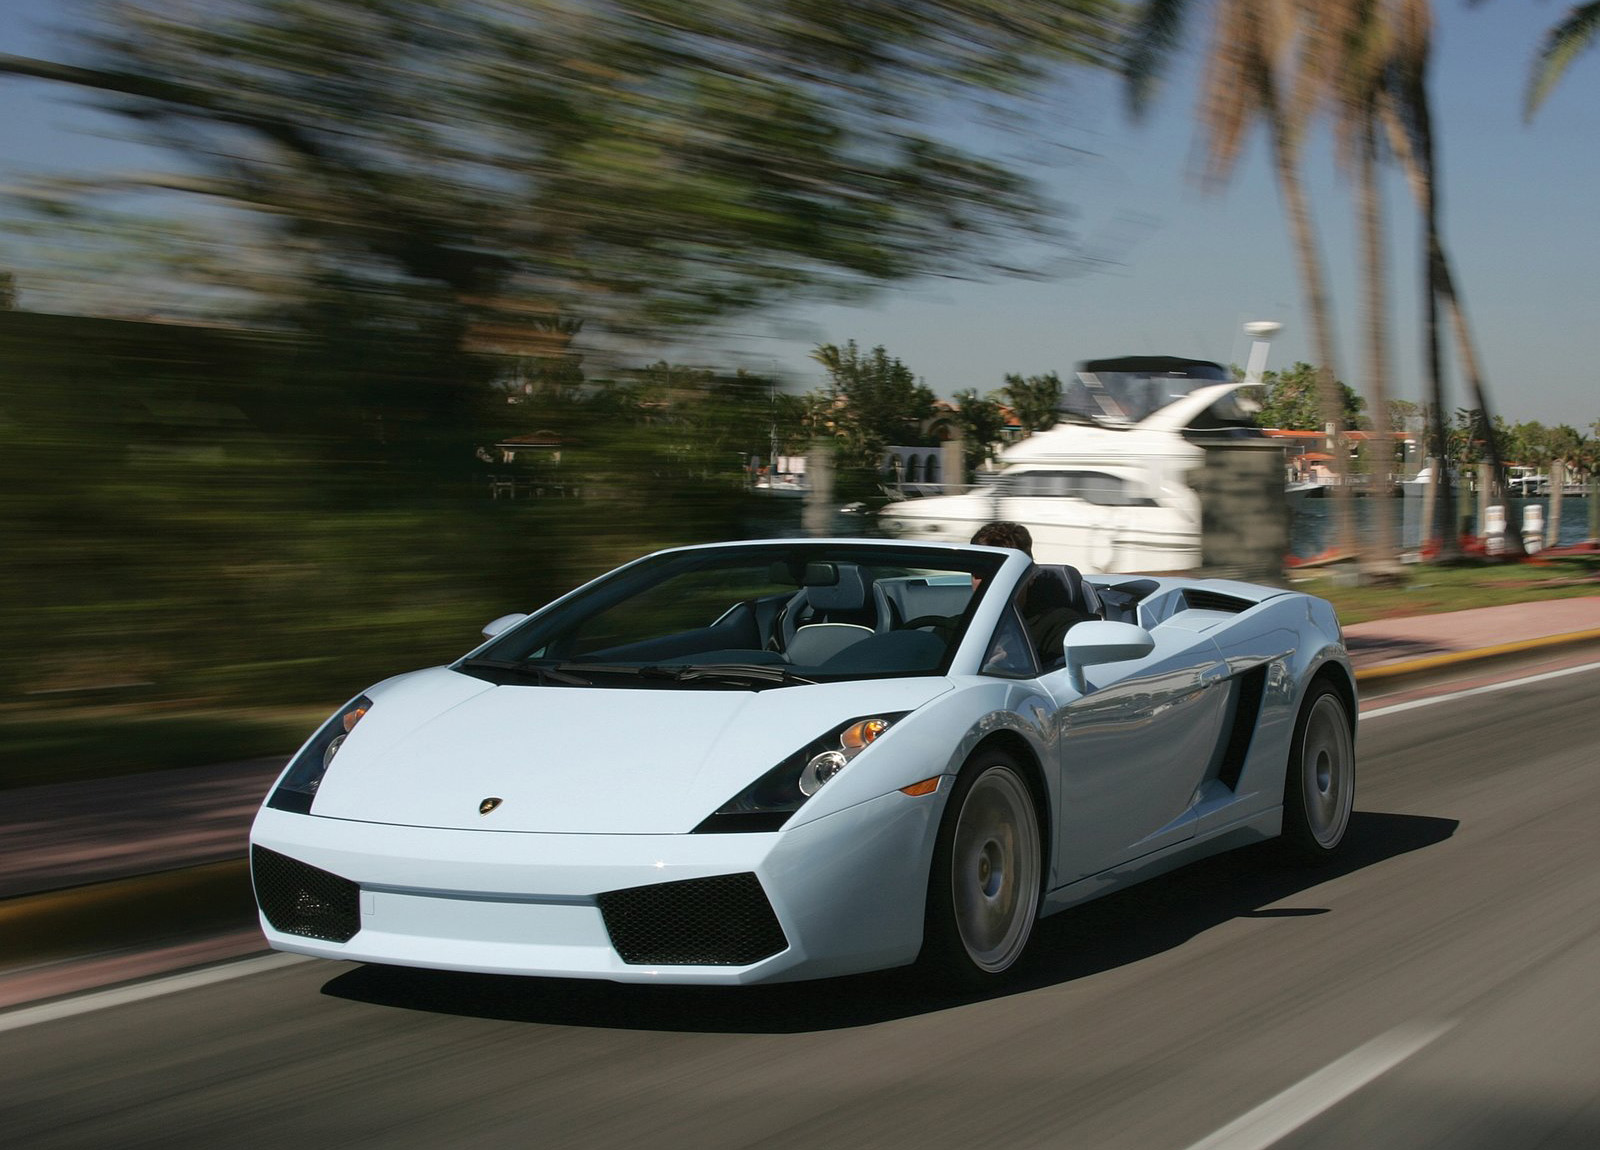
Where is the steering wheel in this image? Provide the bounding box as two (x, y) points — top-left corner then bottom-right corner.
(900, 614), (959, 643)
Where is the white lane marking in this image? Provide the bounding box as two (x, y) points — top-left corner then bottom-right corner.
(1183, 1020), (1456, 1150)
(0, 952), (312, 1034)
(1363, 660), (1600, 720)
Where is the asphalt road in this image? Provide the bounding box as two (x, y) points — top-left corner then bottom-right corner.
(4, 664), (1598, 1150)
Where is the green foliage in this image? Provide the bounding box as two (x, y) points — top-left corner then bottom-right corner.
(1498, 418), (1596, 479)
(1000, 371), (1063, 433)
(1524, 1), (1600, 119)
(1244, 362), (1367, 431)
(0, 312), (777, 717)
(950, 389), (1009, 471)
(1, 0), (1123, 345)
(1387, 398), (1422, 430)
(809, 341), (937, 492)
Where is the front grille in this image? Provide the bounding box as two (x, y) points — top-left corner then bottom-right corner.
(597, 872), (788, 966)
(251, 845), (361, 943)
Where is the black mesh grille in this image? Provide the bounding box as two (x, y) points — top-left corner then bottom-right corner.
(252, 845), (361, 943)
(1184, 589), (1254, 614)
(597, 872), (788, 966)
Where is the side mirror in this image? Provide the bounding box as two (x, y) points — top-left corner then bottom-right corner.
(481, 612), (529, 640)
(1062, 621), (1155, 692)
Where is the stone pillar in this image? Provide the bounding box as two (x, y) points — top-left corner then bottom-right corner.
(1589, 472), (1599, 544)
(1476, 463), (1492, 540)
(1195, 439), (1290, 586)
(802, 445), (834, 537)
(1419, 458), (1438, 553)
(939, 435), (965, 495)
(1547, 459), (1565, 549)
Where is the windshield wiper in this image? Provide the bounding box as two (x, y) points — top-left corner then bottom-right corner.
(456, 657), (592, 686)
(637, 663), (816, 689)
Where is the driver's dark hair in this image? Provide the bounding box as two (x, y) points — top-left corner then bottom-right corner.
(970, 521), (1033, 556)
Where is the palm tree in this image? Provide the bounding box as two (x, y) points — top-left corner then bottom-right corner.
(1126, 0), (1359, 559)
(1382, 4), (1521, 558)
(1327, 0), (1404, 567)
(1522, 2), (1600, 118)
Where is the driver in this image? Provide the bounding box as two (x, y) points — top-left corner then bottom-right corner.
(970, 522), (1096, 665)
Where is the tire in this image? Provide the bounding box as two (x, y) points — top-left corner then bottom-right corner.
(1280, 681), (1355, 861)
(921, 751), (1043, 985)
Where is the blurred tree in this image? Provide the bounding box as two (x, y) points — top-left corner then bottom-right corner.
(809, 341), (936, 495)
(1446, 407), (1516, 472)
(1388, 398), (1423, 430)
(0, 0), (1122, 344)
(0, 270), (15, 309)
(1511, 1), (1600, 118)
(1124, 0), (1359, 558)
(1247, 362), (1366, 431)
(1000, 371), (1064, 434)
(950, 389), (1009, 471)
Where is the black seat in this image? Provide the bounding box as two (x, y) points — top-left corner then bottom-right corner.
(1021, 565), (1101, 664)
(1023, 564), (1101, 621)
(779, 562), (881, 660)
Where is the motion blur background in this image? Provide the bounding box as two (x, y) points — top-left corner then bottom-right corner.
(2, 0), (1595, 781)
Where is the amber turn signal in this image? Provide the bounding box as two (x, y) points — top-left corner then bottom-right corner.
(899, 776), (941, 797)
(840, 718), (890, 749)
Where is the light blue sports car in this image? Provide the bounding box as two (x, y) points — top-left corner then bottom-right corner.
(250, 538), (1356, 985)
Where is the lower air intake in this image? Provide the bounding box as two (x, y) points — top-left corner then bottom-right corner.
(597, 872), (788, 966)
(252, 845), (361, 943)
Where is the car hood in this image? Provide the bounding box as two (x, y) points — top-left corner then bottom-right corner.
(304, 667), (952, 834)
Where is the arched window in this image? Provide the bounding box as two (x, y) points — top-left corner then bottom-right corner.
(903, 454), (921, 484)
(924, 455), (940, 484)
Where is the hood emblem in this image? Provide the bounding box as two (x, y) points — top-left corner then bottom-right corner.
(479, 796), (503, 816)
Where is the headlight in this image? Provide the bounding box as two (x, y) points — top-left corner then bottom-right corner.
(693, 713), (906, 833)
(266, 695), (372, 814)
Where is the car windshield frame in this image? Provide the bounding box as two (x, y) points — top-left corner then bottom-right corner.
(461, 542), (1006, 687)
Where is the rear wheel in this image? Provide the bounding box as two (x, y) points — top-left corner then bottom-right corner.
(921, 751), (1042, 985)
(1281, 681), (1355, 861)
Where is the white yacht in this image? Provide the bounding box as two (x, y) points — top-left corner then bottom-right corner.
(877, 357), (1265, 572)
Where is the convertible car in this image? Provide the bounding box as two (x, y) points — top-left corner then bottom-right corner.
(250, 538), (1356, 985)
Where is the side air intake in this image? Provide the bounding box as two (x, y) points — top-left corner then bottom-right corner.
(251, 845), (361, 943)
(597, 872), (788, 966)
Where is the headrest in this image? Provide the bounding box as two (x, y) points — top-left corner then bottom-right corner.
(803, 563), (866, 610)
(1023, 565), (1100, 619)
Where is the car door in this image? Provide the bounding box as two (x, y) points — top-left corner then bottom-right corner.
(1041, 626), (1230, 887)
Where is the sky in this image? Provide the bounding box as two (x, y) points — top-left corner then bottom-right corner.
(2, 1), (1597, 426)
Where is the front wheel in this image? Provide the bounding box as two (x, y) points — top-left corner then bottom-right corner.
(921, 752), (1042, 985)
(1281, 681), (1355, 861)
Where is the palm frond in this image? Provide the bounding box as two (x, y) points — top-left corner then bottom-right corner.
(1122, 0), (1193, 119)
(1526, 2), (1600, 119)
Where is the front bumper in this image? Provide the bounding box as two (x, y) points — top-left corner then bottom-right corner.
(248, 786), (943, 985)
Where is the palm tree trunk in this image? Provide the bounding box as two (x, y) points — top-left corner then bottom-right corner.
(1435, 258), (1524, 556)
(1381, 70), (1462, 560)
(1394, 69), (1522, 561)
(1357, 125), (1398, 566)
(1270, 131), (1356, 559)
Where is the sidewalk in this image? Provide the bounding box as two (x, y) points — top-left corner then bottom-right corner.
(1341, 596), (1600, 679)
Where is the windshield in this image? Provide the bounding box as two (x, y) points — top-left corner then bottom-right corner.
(1061, 358), (1232, 425)
(462, 543), (1005, 687)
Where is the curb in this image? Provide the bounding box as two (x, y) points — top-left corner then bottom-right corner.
(1353, 626), (1600, 688)
(0, 859), (256, 969)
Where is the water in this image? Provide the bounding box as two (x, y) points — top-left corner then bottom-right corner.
(1291, 495), (1595, 559)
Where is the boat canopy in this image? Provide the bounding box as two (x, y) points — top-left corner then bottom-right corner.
(1063, 357), (1239, 427)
